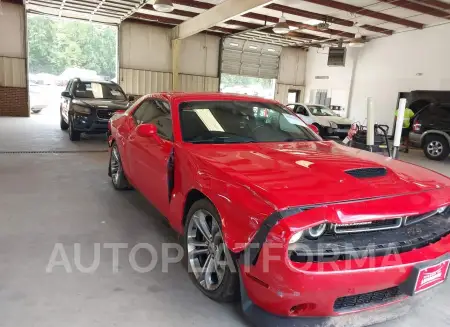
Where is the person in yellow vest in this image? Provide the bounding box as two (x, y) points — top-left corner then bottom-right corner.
(395, 107), (415, 153)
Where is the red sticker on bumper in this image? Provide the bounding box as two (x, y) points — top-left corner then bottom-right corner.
(414, 259), (450, 294)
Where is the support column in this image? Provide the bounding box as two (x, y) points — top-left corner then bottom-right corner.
(172, 39), (181, 91)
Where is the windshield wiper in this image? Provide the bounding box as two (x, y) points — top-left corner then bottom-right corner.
(189, 136), (256, 144)
(283, 137), (309, 142)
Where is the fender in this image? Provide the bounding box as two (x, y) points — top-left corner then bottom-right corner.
(420, 130), (450, 146)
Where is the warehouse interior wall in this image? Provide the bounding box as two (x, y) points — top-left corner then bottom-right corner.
(275, 47), (307, 104)
(304, 23), (450, 129)
(0, 2), (28, 117)
(119, 21), (220, 95)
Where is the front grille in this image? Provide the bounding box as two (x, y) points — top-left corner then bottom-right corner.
(405, 210), (439, 226)
(333, 218), (402, 234)
(334, 287), (403, 312)
(289, 214), (450, 262)
(346, 167), (387, 178)
(337, 124), (351, 129)
(97, 109), (114, 120)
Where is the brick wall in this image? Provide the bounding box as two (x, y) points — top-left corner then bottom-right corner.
(0, 86), (29, 117)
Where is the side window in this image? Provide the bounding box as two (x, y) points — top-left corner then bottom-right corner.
(287, 104), (295, 110)
(295, 105), (308, 116)
(132, 99), (172, 140)
(152, 100), (172, 140)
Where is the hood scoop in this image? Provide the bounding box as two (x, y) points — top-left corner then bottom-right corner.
(345, 167), (387, 179)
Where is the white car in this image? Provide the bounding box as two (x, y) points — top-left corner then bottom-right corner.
(287, 103), (353, 139)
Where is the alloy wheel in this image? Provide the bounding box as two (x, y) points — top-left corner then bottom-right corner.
(427, 141), (443, 157)
(110, 146), (121, 185)
(187, 209), (227, 291)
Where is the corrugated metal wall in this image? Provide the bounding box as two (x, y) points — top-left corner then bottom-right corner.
(179, 74), (219, 92)
(0, 57), (27, 88)
(119, 68), (219, 95)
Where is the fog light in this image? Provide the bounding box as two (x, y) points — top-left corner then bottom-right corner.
(304, 223), (327, 240)
(289, 231), (303, 244)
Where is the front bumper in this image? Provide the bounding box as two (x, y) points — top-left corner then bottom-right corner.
(240, 233), (450, 322)
(72, 113), (109, 133)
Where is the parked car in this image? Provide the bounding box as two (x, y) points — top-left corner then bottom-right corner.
(287, 103), (353, 138)
(60, 78), (132, 141)
(410, 102), (450, 161)
(108, 92), (450, 327)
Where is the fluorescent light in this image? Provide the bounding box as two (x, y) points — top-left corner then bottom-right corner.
(230, 42), (239, 47)
(249, 45), (258, 50)
(267, 48), (276, 52)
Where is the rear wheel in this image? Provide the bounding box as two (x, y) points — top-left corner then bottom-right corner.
(184, 199), (239, 302)
(423, 135), (449, 161)
(68, 116), (81, 141)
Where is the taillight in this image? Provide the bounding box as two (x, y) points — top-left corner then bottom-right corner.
(413, 120), (421, 133)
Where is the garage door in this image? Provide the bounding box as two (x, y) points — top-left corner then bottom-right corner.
(220, 37), (282, 79)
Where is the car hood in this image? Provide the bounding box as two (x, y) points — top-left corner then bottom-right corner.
(188, 141), (450, 209)
(314, 115), (353, 126)
(76, 99), (130, 110)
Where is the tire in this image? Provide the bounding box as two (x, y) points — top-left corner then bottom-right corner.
(60, 115), (69, 130)
(184, 199), (239, 303)
(423, 135), (449, 161)
(109, 143), (131, 190)
(68, 116), (81, 141)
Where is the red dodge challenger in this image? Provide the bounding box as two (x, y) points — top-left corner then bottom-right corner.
(108, 92), (450, 327)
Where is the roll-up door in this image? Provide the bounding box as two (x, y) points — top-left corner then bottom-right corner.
(220, 37), (282, 79)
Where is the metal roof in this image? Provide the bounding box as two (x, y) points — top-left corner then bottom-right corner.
(20, 0), (450, 46)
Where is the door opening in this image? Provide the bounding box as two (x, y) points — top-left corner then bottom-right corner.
(288, 90), (301, 103)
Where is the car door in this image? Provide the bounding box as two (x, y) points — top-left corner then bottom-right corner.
(127, 98), (173, 216)
(61, 79), (73, 120)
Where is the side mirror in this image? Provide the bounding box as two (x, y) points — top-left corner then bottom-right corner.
(136, 123), (160, 140)
(61, 91), (71, 98)
(128, 95), (135, 102)
(309, 124), (320, 135)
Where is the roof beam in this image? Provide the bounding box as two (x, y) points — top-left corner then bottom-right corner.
(171, 0), (274, 39)
(242, 12), (355, 38)
(360, 24), (394, 35)
(302, 0), (424, 29)
(266, 3), (393, 35)
(264, 3), (354, 27)
(378, 0), (450, 18)
(417, 0), (450, 10)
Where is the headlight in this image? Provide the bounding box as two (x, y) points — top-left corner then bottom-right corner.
(289, 231), (303, 244)
(329, 121), (338, 129)
(304, 223), (327, 240)
(289, 223), (328, 244)
(73, 105), (91, 115)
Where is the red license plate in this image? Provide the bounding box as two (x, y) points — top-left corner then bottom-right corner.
(414, 259), (450, 294)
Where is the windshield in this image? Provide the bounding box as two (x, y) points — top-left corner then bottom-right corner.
(179, 101), (319, 144)
(74, 82), (126, 100)
(308, 105), (337, 117)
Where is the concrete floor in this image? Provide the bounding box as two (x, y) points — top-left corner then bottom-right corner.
(0, 114), (449, 327)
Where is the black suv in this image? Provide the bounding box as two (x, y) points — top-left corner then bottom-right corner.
(60, 78), (133, 141)
(410, 102), (450, 161)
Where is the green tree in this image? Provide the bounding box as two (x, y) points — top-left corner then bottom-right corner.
(27, 15), (117, 78)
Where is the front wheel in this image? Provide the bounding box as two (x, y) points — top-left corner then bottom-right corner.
(184, 199), (239, 302)
(68, 116), (81, 141)
(423, 135), (449, 161)
(60, 115), (69, 130)
(109, 143), (131, 190)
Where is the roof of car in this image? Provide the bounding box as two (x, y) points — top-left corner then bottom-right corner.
(149, 92), (280, 104)
(72, 78), (116, 84)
